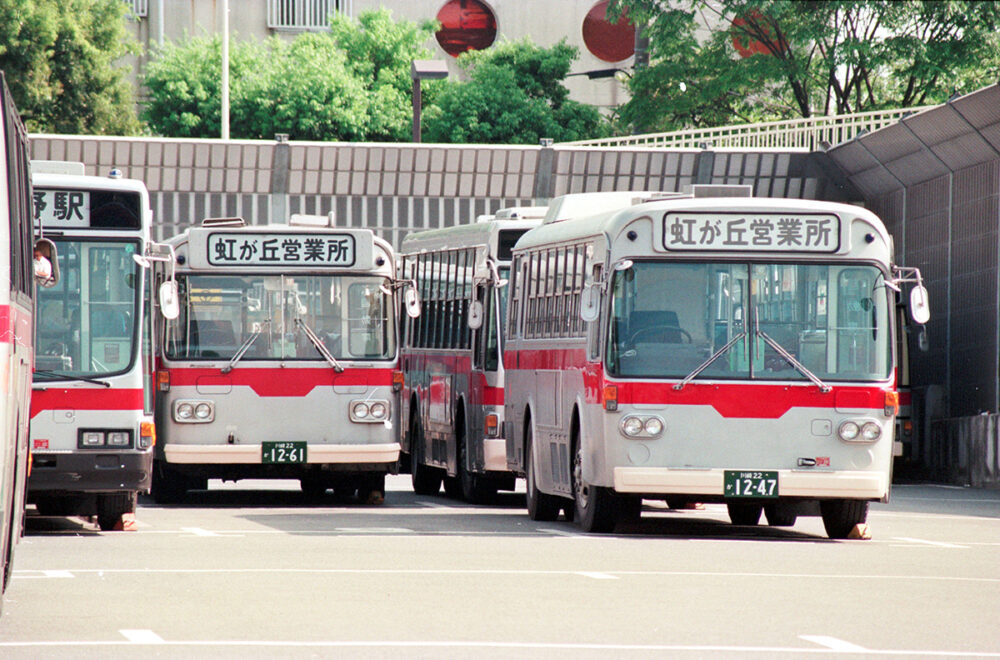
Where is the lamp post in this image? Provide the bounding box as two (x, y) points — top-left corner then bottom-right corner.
(411, 60), (449, 143)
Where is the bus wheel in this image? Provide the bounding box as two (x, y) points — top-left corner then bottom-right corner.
(820, 499), (869, 539)
(151, 460), (188, 504)
(457, 429), (496, 504)
(727, 501), (763, 526)
(572, 441), (617, 533)
(410, 418), (442, 496)
(764, 503), (798, 527)
(96, 491), (136, 531)
(525, 426), (561, 521)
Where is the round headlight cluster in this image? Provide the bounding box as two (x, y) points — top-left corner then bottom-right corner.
(838, 420), (882, 442)
(352, 400), (389, 422)
(176, 403), (194, 420)
(195, 403), (213, 420)
(621, 415), (664, 438)
(174, 400), (214, 423)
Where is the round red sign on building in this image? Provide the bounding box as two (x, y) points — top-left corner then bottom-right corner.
(435, 0), (498, 57)
(582, 1), (635, 63)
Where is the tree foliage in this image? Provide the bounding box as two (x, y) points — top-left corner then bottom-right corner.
(0, 0), (141, 134)
(610, 0), (1000, 132)
(143, 9), (436, 141)
(422, 39), (611, 144)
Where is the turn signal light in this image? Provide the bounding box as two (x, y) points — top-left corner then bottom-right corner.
(485, 413), (499, 438)
(157, 370), (170, 392)
(392, 370), (404, 392)
(884, 391), (899, 416)
(603, 385), (618, 412)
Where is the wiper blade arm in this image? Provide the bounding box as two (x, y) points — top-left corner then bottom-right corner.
(33, 369), (111, 388)
(221, 320), (268, 374)
(757, 331), (831, 393)
(673, 332), (746, 391)
(295, 318), (344, 373)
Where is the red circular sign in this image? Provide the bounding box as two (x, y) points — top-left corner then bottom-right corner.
(582, 1), (635, 63)
(435, 0), (498, 57)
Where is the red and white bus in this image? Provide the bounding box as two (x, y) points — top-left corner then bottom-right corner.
(504, 187), (929, 536)
(398, 207), (545, 501)
(28, 161), (156, 531)
(0, 71), (56, 609)
(152, 216), (416, 503)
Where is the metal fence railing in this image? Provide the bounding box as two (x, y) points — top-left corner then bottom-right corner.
(566, 107), (933, 151)
(267, 0), (349, 30)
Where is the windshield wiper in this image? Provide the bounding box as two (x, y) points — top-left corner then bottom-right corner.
(221, 320), (269, 374)
(757, 331), (831, 393)
(33, 369), (112, 388)
(673, 332), (746, 391)
(294, 318), (344, 373)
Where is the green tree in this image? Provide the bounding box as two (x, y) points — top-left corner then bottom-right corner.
(143, 9), (435, 142)
(423, 39), (610, 144)
(610, 0), (1000, 132)
(0, 0), (141, 134)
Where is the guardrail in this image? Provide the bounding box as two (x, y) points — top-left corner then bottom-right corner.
(566, 107), (932, 150)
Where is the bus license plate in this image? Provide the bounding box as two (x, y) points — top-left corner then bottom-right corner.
(262, 441), (307, 464)
(724, 470), (778, 498)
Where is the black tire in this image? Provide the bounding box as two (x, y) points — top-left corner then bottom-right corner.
(410, 417), (442, 496)
(572, 439), (618, 533)
(151, 460), (188, 504)
(727, 501), (763, 526)
(820, 499), (869, 539)
(764, 503), (798, 527)
(457, 423), (497, 504)
(618, 495), (643, 524)
(525, 425), (561, 521)
(97, 491), (136, 531)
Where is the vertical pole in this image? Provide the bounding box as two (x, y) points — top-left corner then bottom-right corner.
(412, 79), (422, 143)
(157, 0), (164, 46)
(221, 0), (230, 140)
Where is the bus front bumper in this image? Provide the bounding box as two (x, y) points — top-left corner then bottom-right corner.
(164, 443), (400, 465)
(613, 467), (888, 500)
(28, 451), (153, 494)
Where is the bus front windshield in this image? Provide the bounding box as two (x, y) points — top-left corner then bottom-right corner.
(35, 239), (142, 380)
(606, 261), (891, 382)
(165, 274), (395, 361)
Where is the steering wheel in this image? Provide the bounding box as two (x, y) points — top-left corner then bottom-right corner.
(629, 325), (692, 344)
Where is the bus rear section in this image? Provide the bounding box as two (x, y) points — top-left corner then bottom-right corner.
(504, 190), (928, 537)
(28, 165), (156, 531)
(153, 218), (402, 503)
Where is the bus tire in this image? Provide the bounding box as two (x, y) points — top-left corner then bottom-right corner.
(410, 417), (441, 496)
(525, 426), (560, 521)
(820, 499), (869, 539)
(97, 491), (136, 531)
(727, 501), (763, 526)
(151, 460), (188, 504)
(457, 425), (496, 504)
(572, 441), (618, 533)
(764, 502), (797, 527)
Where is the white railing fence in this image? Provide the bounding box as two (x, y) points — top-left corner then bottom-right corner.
(267, 0), (350, 30)
(567, 107), (932, 150)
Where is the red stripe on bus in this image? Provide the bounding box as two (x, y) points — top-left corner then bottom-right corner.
(506, 347), (890, 419)
(166, 367), (394, 397)
(0, 304), (32, 346)
(30, 388), (144, 419)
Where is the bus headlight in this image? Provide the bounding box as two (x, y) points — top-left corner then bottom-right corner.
(350, 399), (390, 423)
(838, 421), (860, 441)
(861, 422), (882, 441)
(619, 415), (664, 438)
(174, 400), (214, 423)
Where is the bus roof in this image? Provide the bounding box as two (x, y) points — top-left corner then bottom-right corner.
(399, 216), (543, 256)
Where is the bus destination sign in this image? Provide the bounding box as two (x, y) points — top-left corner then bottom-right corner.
(207, 232), (357, 267)
(661, 212), (840, 253)
(33, 189), (90, 228)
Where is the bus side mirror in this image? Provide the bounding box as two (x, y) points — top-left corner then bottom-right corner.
(404, 285), (421, 319)
(160, 280), (180, 320)
(909, 284), (929, 324)
(468, 300), (484, 329)
(580, 283), (601, 323)
(34, 238), (59, 288)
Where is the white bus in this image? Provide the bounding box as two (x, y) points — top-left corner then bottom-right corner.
(398, 207), (545, 502)
(153, 216), (416, 503)
(0, 71), (56, 610)
(504, 188), (929, 536)
(28, 161), (157, 531)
